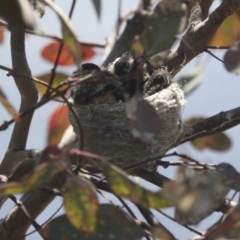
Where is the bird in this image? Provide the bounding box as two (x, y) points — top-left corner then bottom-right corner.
(68, 63), (128, 105)
(67, 51), (186, 172)
(143, 67), (171, 97)
(107, 50), (135, 76)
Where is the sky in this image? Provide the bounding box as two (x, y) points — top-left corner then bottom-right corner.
(0, 0), (240, 239)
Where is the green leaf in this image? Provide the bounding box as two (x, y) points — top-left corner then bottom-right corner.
(0, 161), (61, 195)
(91, 0), (101, 20)
(0, 0), (36, 30)
(40, 0), (81, 66)
(135, 1), (187, 57)
(63, 175), (98, 232)
(43, 204), (145, 240)
(177, 66), (204, 96)
(102, 162), (172, 209)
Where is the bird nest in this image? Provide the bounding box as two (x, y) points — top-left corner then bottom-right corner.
(69, 83), (186, 172)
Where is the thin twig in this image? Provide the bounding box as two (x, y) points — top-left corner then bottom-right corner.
(204, 49), (224, 63)
(207, 46), (230, 49)
(45, 0), (76, 96)
(21, 203), (63, 240)
(156, 209), (203, 236)
(8, 195), (48, 240)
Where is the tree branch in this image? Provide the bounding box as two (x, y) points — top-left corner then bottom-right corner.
(0, 29), (38, 176)
(165, 0), (240, 76)
(102, 0), (149, 66)
(0, 171), (67, 240)
(178, 106), (240, 144)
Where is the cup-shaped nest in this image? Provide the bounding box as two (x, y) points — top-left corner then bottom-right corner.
(69, 83), (186, 172)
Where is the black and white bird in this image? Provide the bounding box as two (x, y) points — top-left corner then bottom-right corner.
(67, 51), (186, 172)
(68, 63), (128, 105)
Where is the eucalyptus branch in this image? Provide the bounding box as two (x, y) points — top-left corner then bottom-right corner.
(102, 0), (150, 66)
(178, 106), (240, 144)
(165, 0), (240, 76)
(8, 195), (47, 240)
(0, 29), (38, 176)
(157, 209), (203, 236)
(0, 19), (106, 48)
(0, 171), (67, 240)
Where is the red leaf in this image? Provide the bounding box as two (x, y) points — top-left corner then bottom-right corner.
(47, 105), (70, 145)
(41, 41), (95, 66)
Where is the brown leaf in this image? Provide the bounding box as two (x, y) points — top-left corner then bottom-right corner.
(0, 23), (5, 44)
(209, 13), (240, 46)
(191, 133), (231, 151)
(184, 117), (231, 151)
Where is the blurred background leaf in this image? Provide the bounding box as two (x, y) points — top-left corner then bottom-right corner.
(63, 175), (98, 232)
(47, 105), (70, 145)
(44, 204), (145, 240)
(185, 117), (232, 151)
(41, 41), (95, 66)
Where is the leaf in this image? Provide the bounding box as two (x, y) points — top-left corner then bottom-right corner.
(0, 87), (19, 121)
(191, 132), (231, 151)
(91, 0), (101, 20)
(40, 0), (81, 66)
(41, 41), (95, 66)
(125, 93), (163, 142)
(162, 168), (229, 225)
(63, 175), (98, 232)
(0, 0), (36, 30)
(35, 72), (68, 95)
(184, 117), (232, 151)
(224, 41), (240, 74)
(47, 105), (70, 145)
(0, 23), (5, 44)
(209, 13), (240, 47)
(134, 0), (187, 57)
(151, 223), (176, 240)
(0, 159), (62, 195)
(43, 204), (145, 240)
(102, 162), (171, 209)
(177, 66), (204, 96)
